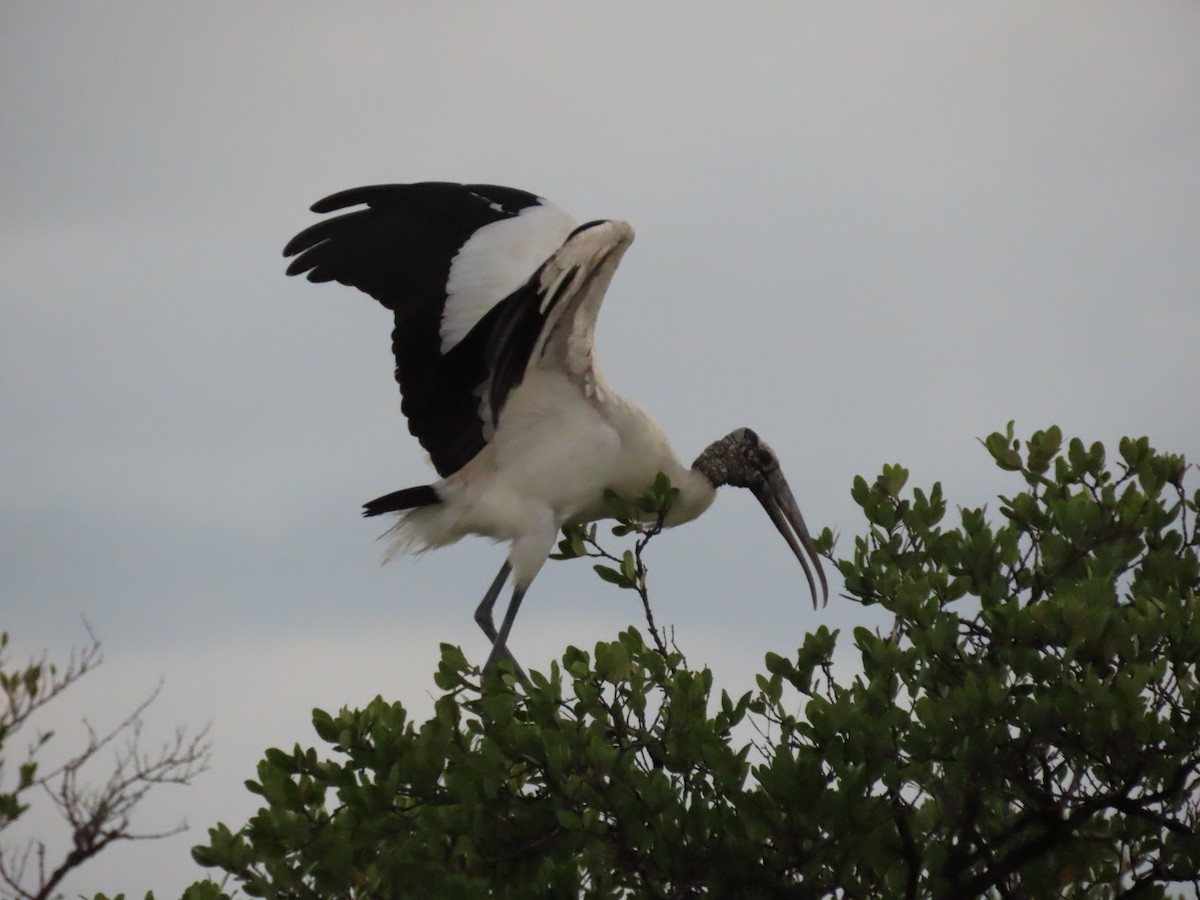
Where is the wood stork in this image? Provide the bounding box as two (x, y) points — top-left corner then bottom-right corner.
(283, 182), (828, 679)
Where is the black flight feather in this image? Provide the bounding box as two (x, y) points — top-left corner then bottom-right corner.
(283, 182), (551, 477)
(362, 484), (440, 518)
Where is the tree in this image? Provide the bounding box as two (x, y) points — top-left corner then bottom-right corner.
(0, 628), (210, 900)
(186, 425), (1199, 897)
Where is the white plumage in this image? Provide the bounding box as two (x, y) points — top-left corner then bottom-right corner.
(440, 199), (576, 353)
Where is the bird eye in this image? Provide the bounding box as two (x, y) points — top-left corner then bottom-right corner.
(757, 449), (775, 468)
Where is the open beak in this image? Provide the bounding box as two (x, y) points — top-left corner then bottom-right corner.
(752, 470), (829, 609)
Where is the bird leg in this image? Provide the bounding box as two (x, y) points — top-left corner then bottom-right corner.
(474, 562), (529, 685)
(483, 583), (529, 685)
(474, 561), (511, 644)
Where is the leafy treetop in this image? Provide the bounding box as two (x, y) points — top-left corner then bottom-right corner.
(172, 425), (1199, 899)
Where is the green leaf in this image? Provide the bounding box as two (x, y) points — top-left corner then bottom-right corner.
(982, 430), (1023, 471)
(593, 564), (633, 588)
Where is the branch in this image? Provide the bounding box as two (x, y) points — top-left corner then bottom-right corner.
(558, 476), (681, 662)
(0, 633), (211, 900)
(1, 625), (103, 742)
(888, 788), (920, 900)
(631, 511), (671, 659)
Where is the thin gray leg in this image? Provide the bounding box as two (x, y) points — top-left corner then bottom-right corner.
(483, 584), (529, 685)
(475, 562), (529, 685)
(474, 561), (512, 644)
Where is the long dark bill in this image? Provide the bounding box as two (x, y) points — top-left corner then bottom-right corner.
(752, 469), (830, 609)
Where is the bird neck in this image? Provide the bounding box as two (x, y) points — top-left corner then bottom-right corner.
(691, 433), (740, 490)
(666, 465), (718, 527)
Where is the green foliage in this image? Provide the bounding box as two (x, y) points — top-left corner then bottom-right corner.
(552, 472), (678, 591)
(552, 473), (678, 657)
(191, 632), (750, 898)
(188, 427), (1200, 897)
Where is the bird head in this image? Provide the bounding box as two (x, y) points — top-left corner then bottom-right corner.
(693, 428), (829, 609)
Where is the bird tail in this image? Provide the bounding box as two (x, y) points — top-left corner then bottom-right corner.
(362, 484), (440, 517)
(362, 485), (446, 565)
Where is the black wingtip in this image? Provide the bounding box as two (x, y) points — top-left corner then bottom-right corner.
(282, 186), (392, 261)
(362, 485), (440, 517)
(308, 183), (453, 215)
(311, 187), (378, 215)
(282, 223), (319, 262)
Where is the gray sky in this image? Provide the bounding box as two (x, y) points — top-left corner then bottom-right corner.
(2, 3), (1198, 894)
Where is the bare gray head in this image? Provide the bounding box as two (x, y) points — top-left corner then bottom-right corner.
(693, 427), (829, 609)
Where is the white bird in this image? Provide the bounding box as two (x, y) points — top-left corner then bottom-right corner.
(284, 182), (828, 679)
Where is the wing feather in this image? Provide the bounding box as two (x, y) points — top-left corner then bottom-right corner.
(283, 182), (575, 476)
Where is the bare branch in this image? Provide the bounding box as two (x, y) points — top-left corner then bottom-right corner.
(0, 631), (211, 900)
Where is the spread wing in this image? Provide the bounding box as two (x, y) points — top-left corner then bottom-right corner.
(283, 182), (577, 476)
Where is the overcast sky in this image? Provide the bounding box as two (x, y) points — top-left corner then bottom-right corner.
(3, 3), (1198, 895)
